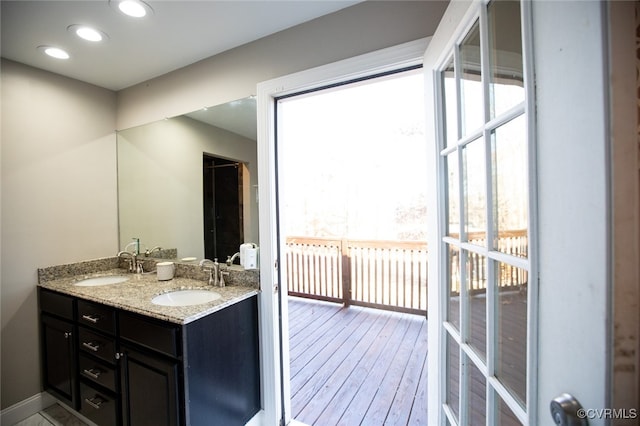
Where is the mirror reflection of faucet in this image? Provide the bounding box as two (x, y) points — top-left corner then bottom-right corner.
(144, 246), (162, 257)
(226, 252), (240, 266)
(118, 238), (160, 274)
(124, 237), (142, 255)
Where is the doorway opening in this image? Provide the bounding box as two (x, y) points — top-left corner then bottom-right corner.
(276, 67), (428, 424)
(203, 155), (244, 262)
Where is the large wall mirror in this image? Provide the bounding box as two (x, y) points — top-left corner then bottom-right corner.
(117, 97), (259, 263)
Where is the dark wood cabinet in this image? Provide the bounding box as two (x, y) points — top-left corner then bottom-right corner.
(76, 299), (120, 425)
(79, 381), (119, 426)
(39, 287), (260, 426)
(118, 311), (183, 426)
(118, 296), (261, 426)
(120, 344), (181, 426)
(183, 296), (261, 426)
(40, 313), (77, 408)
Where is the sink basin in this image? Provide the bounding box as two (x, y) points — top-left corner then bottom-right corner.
(151, 289), (221, 307)
(74, 275), (130, 286)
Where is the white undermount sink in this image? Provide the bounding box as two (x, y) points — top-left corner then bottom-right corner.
(74, 275), (130, 286)
(151, 289), (221, 307)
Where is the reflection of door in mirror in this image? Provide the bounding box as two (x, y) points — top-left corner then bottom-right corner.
(203, 155), (244, 262)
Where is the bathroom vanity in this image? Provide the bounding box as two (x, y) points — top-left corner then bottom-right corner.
(37, 259), (261, 426)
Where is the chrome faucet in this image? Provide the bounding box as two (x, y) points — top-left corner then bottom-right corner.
(117, 250), (137, 273)
(144, 246), (162, 257)
(226, 252), (240, 266)
(199, 258), (225, 287)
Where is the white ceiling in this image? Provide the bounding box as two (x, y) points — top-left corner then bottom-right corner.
(1, 0), (361, 91)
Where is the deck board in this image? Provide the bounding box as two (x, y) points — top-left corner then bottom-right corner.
(387, 320), (428, 426)
(294, 309), (393, 423)
(288, 296), (428, 425)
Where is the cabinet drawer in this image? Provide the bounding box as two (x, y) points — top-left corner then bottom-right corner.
(78, 300), (115, 334)
(79, 353), (116, 392)
(119, 311), (180, 358)
(39, 289), (74, 320)
(78, 327), (116, 364)
(80, 382), (118, 426)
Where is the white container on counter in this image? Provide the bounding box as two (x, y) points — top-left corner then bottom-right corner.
(156, 262), (175, 281)
(243, 247), (259, 270)
(239, 243), (256, 268)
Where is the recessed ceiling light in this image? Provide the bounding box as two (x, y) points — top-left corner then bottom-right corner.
(37, 45), (70, 60)
(112, 0), (153, 18)
(67, 25), (108, 42)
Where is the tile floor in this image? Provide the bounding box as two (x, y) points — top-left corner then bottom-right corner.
(12, 404), (88, 426)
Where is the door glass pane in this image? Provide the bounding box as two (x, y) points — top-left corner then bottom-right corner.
(463, 138), (486, 244)
(495, 261), (528, 405)
(492, 115), (528, 256)
(460, 20), (483, 136)
(442, 56), (458, 147)
(448, 245), (461, 330)
(467, 252), (487, 360)
(437, 1), (530, 423)
(496, 393), (523, 425)
(447, 152), (460, 237)
(446, 332), (460, 421)
(487, 0), (524, 118)
(467, 357), (487, 425)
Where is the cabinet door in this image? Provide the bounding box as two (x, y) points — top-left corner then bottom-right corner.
(184, 296), (260, 425)
(41, 314), (77, 408)
(120, 344), (181, 426)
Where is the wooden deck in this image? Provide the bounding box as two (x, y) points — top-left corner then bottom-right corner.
(287, 296), (428, 425)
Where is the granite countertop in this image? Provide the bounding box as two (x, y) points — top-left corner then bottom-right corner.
(38, 261), (260, 325)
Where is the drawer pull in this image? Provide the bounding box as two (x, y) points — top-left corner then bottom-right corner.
(82, 342), (100, 352)
(85, 395), (105, 410)
(82, 368), (102, 379)
(64, 332), (72, 339)
(81, 314), (100, 324)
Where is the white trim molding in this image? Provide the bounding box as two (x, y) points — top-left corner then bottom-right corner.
(0, 392), (56, 425)
(256, 37), (430, 426)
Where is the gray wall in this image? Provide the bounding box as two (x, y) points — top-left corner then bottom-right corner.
(1, 59), (118, 408)
(0, 0), (448, 410)
(117, 0), (448, 129)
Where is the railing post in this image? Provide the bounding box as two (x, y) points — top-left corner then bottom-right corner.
(341, 239), (351, 307)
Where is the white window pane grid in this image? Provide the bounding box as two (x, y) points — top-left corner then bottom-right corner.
(438, 1), (530, 424)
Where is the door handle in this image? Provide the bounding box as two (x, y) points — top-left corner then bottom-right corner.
(550, 393), (588, 426)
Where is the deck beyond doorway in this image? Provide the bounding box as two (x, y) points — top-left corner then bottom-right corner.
(288, 296), (428, 426)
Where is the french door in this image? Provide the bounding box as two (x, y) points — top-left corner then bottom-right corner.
(432, 1), (532, 424)
(258, 2), (611, 425)
(425, 1), (610, 425)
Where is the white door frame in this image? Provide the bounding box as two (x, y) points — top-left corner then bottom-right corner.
(530, 1), (611, 421)
(256, 37), (430, 425)
(257, 1), (612, 423)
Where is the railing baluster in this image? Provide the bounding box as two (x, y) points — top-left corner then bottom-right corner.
(284, 231), (524, 315)
(410, 249), (415, 309)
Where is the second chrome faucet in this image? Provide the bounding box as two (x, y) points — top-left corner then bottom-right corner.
(199, 258), (227, 287)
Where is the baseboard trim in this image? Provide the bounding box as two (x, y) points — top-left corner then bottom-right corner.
(4, 395), (261, 426)
(0, 392), (55, 425)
